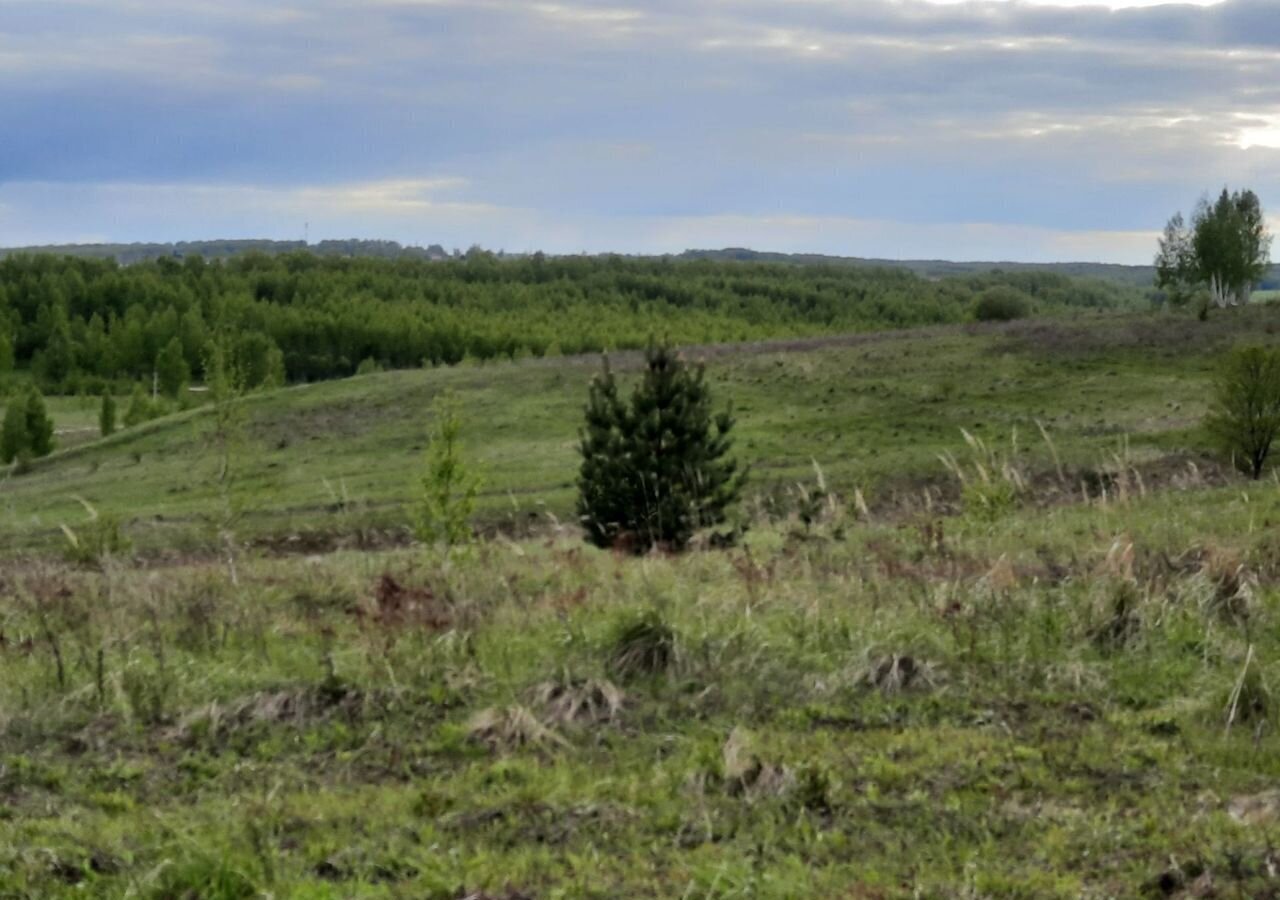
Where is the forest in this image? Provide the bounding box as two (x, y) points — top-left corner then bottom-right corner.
(0, 251), (1148, 394)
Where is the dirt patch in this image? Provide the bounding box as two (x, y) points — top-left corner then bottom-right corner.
(353, 573), (453, 631)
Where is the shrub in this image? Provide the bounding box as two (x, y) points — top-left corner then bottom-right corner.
(974, 286), (1032, 322)
(1205, 345), (1280, 479)
(577, 342), (746, 553)
(123, 384), (166, 429)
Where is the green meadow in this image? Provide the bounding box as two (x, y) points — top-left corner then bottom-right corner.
(1, 306), (1262, 555)
(5, 301), (1280, 896)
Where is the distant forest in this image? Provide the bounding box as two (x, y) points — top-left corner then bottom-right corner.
(13, 238), (1277, 286)
(0, 239), (453, 266)
(0, 250), (1151, 394)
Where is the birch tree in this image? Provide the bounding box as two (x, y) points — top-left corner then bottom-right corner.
(1157, 188), (1272, 310)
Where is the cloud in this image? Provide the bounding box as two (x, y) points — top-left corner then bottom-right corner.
(0, 177), (492, 243)
(0, 176), (1170, 263)
(0, 0), (1276, 261)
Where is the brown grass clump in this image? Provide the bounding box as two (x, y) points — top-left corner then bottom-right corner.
(858, 653), (942, 695)
(1228, 790), (1280, 826)
(1197, 546), (1256, 624)
(607, 609), (678, 681)
(168, 682), (362, 745)
(531, 675), (624, 726)
(466, 706), (568, 752)
(1100, 539), (1137, 583)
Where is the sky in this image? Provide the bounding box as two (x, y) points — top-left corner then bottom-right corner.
(0, 0), (1276, 263)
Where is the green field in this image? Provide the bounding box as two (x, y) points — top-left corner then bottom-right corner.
(3, 306), (1266, 555)
(6, 303), (1280, 896)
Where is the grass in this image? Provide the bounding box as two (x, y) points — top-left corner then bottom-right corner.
(5, 481), (1280, 896)
(5, 304), (1280, 555)
(6, 304), (1280, 895)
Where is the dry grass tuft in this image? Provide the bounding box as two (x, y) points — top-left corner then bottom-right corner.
(167, 681), (362, 745)
(607, 609), (678, 681)
(531, 675), (625, 726)
(1196, 546), (1256, 624)
(858, 653), (942, 695)
(466, 706), (568, 752)
(1224, 647), (1272, 734)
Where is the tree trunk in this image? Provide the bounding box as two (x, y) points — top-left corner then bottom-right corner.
(1209, 273), (1230, 308)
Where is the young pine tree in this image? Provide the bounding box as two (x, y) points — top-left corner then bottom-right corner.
(24, 387), (54, 457)
(0, 394), (27, 463)
(100, 390), (117, 437)
(413, 392), (481, 548)
(577, 356), (632, 549)
(577, 342), (745, 553)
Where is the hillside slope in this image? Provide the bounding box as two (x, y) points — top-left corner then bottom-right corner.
(9, 309), (1280, 897)
(5, 307), (1275, 555)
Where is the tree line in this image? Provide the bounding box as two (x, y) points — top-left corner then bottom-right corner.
(0, 251), (1146, 395)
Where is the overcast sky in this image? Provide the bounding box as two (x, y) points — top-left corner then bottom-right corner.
(0, 0), (1276, 262)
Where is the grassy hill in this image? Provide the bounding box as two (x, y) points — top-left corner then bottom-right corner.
(3, 306), (1272, 556)
(7, 306), (1280, 896)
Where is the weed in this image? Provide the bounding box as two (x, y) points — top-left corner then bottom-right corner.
(60, 498), (131, 566)
(791, 763), (835, 813)
(122, 665), (172, 726)
(1090, 579), (1144, 652)
(1224, 647), (1272, 733)
(940, 428), (1026, 521)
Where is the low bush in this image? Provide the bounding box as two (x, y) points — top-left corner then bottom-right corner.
(974, 286), (1032, 322)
